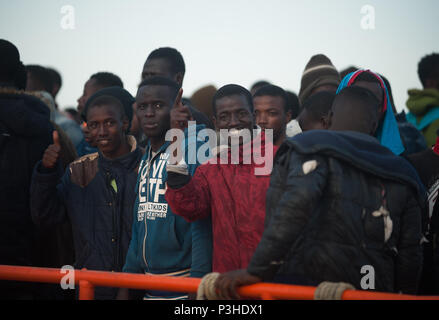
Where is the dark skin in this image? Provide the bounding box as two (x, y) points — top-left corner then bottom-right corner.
(77, 78), (104, 146)
(85, 104), (130, 159)
(214, 94), (379, 300)
(141, 58), (184, 86)
(296, 109), (330, 132)
(42, 103), (130, 168)
(353, 80), (385, 122)
(254, 95), (292, 146)
(136, 85), (186, 152)
(213, 94), (254, 132)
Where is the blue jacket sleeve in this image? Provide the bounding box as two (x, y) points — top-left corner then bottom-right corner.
(122, 171), (143, 274)
(190, 216), (213, 277)
(30, 160), (69, 228)
(184, 124), (214, 277)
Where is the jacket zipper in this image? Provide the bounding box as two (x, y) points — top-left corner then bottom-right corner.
(142, 149), (161, 272)
(107, 171), (119, 271)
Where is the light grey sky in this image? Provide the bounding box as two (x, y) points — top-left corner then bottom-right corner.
(1, 0), (438, 112)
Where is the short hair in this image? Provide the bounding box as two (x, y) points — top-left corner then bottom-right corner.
(250, 80), (270, 93)
(418, 53), (439, 87)
(90, 72), (123, 88)
(147, 47), (185, 77)
(340, 66), (359, 80)
(25, 65), (54, 93)
(212, 84), (254, 115)
(0, 39), (25, 88)
(302, 91), (336, 121)
(137, 76), (181, 102)
(333, 86), (380, 131)
(47, 67), (62, 87)
(286, 91), (300, 119)
(253, 84), (290, 113)
(85, 95), (126, 121)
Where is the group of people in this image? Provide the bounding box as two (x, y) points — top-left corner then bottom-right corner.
(0, 38), (438, 300)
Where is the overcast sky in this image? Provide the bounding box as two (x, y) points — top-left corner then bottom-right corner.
(1, 0), (438, 112)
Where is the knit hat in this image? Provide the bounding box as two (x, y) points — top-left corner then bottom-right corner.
(298, 54), (340, 104)
(82, 86), (135, 130)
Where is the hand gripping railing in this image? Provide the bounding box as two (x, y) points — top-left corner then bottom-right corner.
(0, 265), (438, 300)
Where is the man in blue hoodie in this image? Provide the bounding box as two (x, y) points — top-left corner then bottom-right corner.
(118, 76), (212, 300)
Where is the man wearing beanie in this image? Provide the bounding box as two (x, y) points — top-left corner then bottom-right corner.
(298, 54), (341, 105)
(30, 87), (143, 300)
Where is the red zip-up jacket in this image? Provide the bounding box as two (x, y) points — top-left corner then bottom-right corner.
(165, 132), (278, 273)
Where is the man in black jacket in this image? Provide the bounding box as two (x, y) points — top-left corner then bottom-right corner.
(30, 87), (143, 300)
(215, 86), (425, 299)
(0, 39), (53, 299)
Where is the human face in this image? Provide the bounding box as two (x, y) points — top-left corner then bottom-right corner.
(254, 95), (291, 145)
(213, 94), (254, 131)
(86, 104), (129, 159)
(77, 78), (101, 115)
(136, 85), (173, 139)
(141, 58), (183, 85)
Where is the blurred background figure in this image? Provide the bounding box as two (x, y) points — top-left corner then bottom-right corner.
(406, 53), (439, 147)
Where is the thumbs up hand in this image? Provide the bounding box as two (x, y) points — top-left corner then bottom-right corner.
(42, 130), (61, 169)
(170, 88), (193, 131)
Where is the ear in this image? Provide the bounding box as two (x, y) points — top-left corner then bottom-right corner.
(212, 116), (218, 130)
(175, 73), (184, 87)
(370, 119), (379, 136)
(122, 117), (129, 134)
(285, 110), (292, 123)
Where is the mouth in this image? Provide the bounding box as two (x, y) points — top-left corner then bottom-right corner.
(143, 123), (158, 130)
(97, 139), (111, 146)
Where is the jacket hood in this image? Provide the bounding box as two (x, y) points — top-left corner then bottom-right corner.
(337, 70), (404, 156)
(0, 88), (52, 137)
(406, 88), (439, 115)
(284, 130), (426, 203)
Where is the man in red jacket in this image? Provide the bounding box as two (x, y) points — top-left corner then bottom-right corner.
(165, 84), (279, 273)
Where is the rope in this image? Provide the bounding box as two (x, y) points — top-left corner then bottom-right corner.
(314, 281), (355, 300)
(196, 272), (220, 300)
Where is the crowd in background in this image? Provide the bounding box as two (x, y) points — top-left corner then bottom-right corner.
(0, 38), (438, 300)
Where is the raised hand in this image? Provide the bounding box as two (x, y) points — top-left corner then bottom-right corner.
(170, 88), (193, 131)
(42, 130), (61, 169)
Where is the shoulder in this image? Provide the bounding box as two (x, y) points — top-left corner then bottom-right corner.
(69, 152), (99, 187)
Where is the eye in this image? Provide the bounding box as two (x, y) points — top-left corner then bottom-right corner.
(105, 120), (115, 127)
(154, 102), (164, 109)
(88, 122), (97, 130)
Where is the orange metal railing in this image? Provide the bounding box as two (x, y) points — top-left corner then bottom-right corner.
(0, 265), (438, 300)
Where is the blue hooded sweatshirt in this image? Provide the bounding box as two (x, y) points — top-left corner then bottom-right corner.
(122, 124), (212, 298)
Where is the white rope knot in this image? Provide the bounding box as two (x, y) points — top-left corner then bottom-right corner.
(196, 272), (221, 300)
(314, 281), (355, 300)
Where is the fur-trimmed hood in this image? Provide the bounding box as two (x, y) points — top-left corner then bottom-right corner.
(0, 87), (52, 137)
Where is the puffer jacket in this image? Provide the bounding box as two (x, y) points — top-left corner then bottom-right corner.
(0, 88), (53, 299)
(247, 130), (425, 294)
(30, 136), (143, 299)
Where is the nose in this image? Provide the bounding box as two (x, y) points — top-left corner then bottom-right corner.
(229, 113), (240, 128)
(257, 113), (268, 127)
(97, 123), (108, 137)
